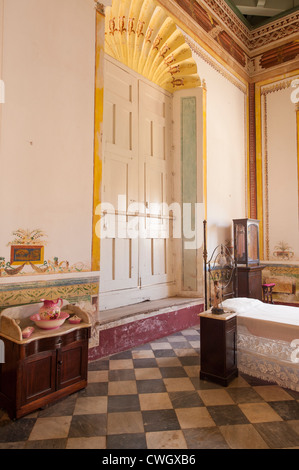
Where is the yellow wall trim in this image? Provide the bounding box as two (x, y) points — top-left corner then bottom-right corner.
(92, 11), (105, 272)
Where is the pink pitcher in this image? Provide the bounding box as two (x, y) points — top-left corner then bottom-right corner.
(39, 298), (63, 320)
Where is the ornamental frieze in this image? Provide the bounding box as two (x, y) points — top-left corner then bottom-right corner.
(168, 0), (299, 76)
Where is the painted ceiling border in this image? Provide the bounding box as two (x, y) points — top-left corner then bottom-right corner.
(183, 31), (247, 94)
(158, 0), (299, 81)
(199, 0), (299, 53)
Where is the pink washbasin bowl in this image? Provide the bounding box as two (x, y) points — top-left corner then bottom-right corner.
(30, 311), (70, 330)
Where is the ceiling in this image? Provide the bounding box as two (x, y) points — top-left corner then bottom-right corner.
(227, 0), (299, 27)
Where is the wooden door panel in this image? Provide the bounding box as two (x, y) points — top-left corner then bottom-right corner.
(105, 91), (133, 152)
(101, 58), (174, 307)
(145, 165), (164, 210)
(101, 59), (139, 297)
(104, 59), (138, 157)
(152, 238), (167, 276)
(153, 121), (166, 161)
(57, 340), (88, 390)
(100, 237), (138, 292)
(104, 155), (129, 209)
(139, 237), (169, 284)
(105, 60), (134, 102)
(139, 81), (171, 163)
(139, 80), (173, 289)
(21, 351), (56, 405)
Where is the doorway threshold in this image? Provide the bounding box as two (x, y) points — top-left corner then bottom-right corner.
(89, 296), (204, 360)
(97, 296), (204, 330)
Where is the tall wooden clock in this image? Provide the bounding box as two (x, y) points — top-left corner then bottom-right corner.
(233, 218), (265, 300)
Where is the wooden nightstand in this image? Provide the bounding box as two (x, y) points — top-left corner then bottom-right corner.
(199, 310), (238, 387)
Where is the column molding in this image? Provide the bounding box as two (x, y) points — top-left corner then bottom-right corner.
(248, 83), (257, 220)
(92, 9), (106, 271)
(202, 82), (207, 221)
(296, 103), (299, 223)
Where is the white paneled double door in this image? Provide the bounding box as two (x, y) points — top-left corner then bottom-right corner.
(100, 58), (175, 309)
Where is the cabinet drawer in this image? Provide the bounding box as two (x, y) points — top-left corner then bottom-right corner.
(24, 328), (90, 357)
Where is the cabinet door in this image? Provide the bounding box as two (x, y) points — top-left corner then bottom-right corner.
(57, 340), (88, 390)
(200, 317), (225, 376)
(248, 271), (262, 300)
(225, 322), (237, 372)
(21, 350), (56, 405)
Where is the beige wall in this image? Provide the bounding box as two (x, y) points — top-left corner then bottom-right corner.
(259, 78), (299, 263)
(0, 0), (96, 277)
(188, 39), (248, 253)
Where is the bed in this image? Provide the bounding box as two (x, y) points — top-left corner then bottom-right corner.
(221, 297), (299, 391)
(203, 221), (299, 391)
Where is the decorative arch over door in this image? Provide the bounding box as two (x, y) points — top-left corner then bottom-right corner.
(104, 0), (201, 93)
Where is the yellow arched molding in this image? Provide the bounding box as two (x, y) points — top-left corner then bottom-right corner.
(104, 0), (201, 92)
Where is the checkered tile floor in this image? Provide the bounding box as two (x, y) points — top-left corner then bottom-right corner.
(1, 324), (299, 449)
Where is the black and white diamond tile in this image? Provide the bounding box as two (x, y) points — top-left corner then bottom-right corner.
(0, 324), (299, 449)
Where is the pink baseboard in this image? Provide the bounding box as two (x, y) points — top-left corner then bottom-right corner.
(88, 303), (204, 361)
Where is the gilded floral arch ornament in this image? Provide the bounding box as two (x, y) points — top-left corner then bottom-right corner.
(104, 0), (202, 93)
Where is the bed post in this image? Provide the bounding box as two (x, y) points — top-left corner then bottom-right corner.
(203, 220), (208, 311)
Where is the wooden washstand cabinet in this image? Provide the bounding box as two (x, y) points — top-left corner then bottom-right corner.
(0, 302), (91, 419)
